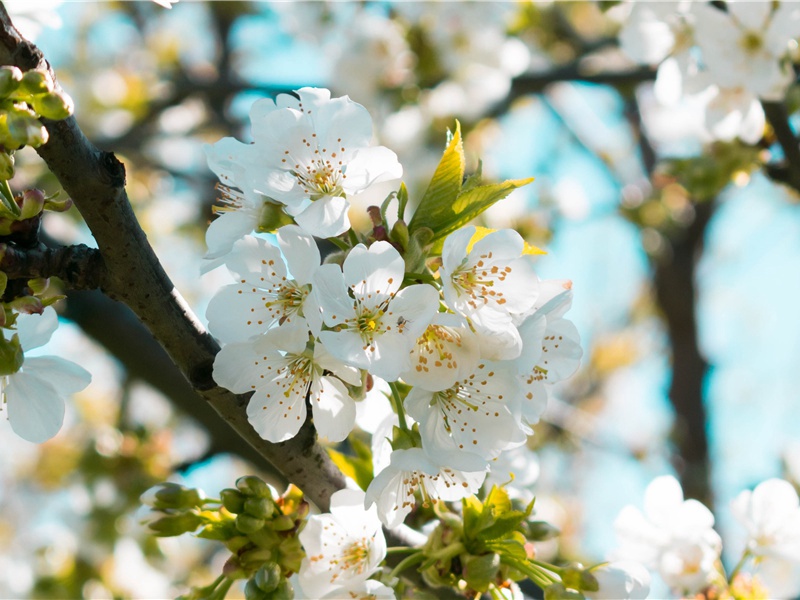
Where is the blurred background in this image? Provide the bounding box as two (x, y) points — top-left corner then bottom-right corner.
(2, 1), (800, 597)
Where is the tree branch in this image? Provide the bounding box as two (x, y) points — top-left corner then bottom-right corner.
(0, 242), (105, 289)
(761, 100), (800, 195)
(0, 4), (345, 512)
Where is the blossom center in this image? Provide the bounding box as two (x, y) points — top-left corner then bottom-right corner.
(740, 31), (764, 54)
(284, 135), (349, 201)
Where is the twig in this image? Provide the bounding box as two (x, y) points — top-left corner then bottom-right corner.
(762, 100), (800, 195)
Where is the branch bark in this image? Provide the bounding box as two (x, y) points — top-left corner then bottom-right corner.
(762, 100), (800, 195)
(0, 4), (345, 512)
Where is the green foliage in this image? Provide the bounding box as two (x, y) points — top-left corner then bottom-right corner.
(0, 331), (23, 375)
(327, 434), (374, 491)
(408, 122), (534, 254)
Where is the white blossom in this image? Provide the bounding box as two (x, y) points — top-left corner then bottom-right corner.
(441, 227), (539, 360)
(365, 447), (486, 529)
(213, 320), (360, 443)
(405, 361), (527, 460)
(613, 475), (722, 595)
(205, 88), (402, 244)
(2, 308), (91, 443)
(298, 489), (386, 598)
(400, 312), (480, 392)
(731, 478), (800, 563)
(206, 226), (322, 343)
(313, 241), (439, 381)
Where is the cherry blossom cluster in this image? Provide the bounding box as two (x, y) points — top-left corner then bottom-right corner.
(203, 87), (593, 597)
(612, 475), (800, 598)
(614, 1), (800, 143)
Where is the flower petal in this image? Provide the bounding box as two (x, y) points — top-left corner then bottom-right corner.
(6, 370), (65, 443)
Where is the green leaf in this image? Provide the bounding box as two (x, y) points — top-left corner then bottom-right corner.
(327, 437), (374, 491)
(477, 510), (530, 542)
(408, 121), (465, 235)
(429, 177), (535, 254)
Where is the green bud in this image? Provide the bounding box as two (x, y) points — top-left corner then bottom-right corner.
(19, 189), (44, 220)
(235, 514), (266, 535)
(405, 226), (434, 273)
(7, 110), (47, 148)
(390, 219), (409, 250)
(276, 538), (304, 574)
(264, 579), (293, 600)
(0, 151), (14, 180)
(0, 333), (23, 376)
(236, 476), (272, 499)
(244, 497), (275, 520)
(245, 579), (268, 600)
(271, 515), (295, 532)
(463, 553), (501, 593)
(527, 520), (560, 541)
(239, 547), (275, 566)
(141, 482), (205, 511)
(220, 488), (246, 514)
(20, 70), (53, 96)
(0, 67), (22, 98)
(254, 563), (282, 593)
(579, 570), (599, 593)
(544, 583), (585, 600)
(31, 91), (73, 121)
(222, 556), (248, 580)
(146, 511), (203, 537)
(561, 564), (585, 592)
(256, 200), (295, 233)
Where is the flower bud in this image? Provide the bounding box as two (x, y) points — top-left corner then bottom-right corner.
(145, 511), (203, 537)
(544, 583), (585, 600)
(390, 219), (409, 249)
(264, 579), (293, 600)
(31, 92), (74, 121)
(0, 333), (23, 376)
(19, 189), (44, 220)
(271, 515), (295, 532)
(462, 553), (501, 593)
(254, 563), (282, 593)
(244, 497), (275, 520)
(0, 151), (14, 180)
(0, 66), (22, 98)
(244, 579), (268, 600)
(20, 70), (53, 96)
(235, 514), (266, 535)
(236, 476), (272, 499)
(220, 488), (246, 514)
(141, 482), (205, 511)
(7, 110), (47, 148)
(527, 520), (560, 541)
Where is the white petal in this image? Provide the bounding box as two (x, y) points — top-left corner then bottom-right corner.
(224, 236), (286, 284)
(212, 342), (262, 393)
(294, 195), (350, 238)
(15, 306), (58, 351)
(342, 145), (403, 194)
(246, 382), (307, 443)
(385, 283), (440, 339)
(23, 356), (91, 395)
(6, 371), (64, 443)
(313, 264), (356, 328)
(277, 225), (320, 286)
(204, 210), (258, 260)
(310, 375), (356, 443)
(344, 242), (404, 305)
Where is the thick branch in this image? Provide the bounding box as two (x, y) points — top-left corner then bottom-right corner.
(654, 200), (714, 507)
(0, 5), (345, 511)
(0, 242), (105, 289)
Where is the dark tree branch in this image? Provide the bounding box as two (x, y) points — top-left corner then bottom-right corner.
(0, 4), (346, 512)
(654, 200), (715, 507)
(0, 242), (105, 290)
(762, 100), (800, 195)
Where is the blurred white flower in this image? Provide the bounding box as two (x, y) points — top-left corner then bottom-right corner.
(586, 561), (650, 600)
(3, 0), (62, 41)
(613, 475), (722, 595)
(731, 478), (800, 563)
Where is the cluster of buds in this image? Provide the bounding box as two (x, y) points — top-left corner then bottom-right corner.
(413, 486), (567, 597)
(142, 477), (309, 600)
(0, 65), (74, 179)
